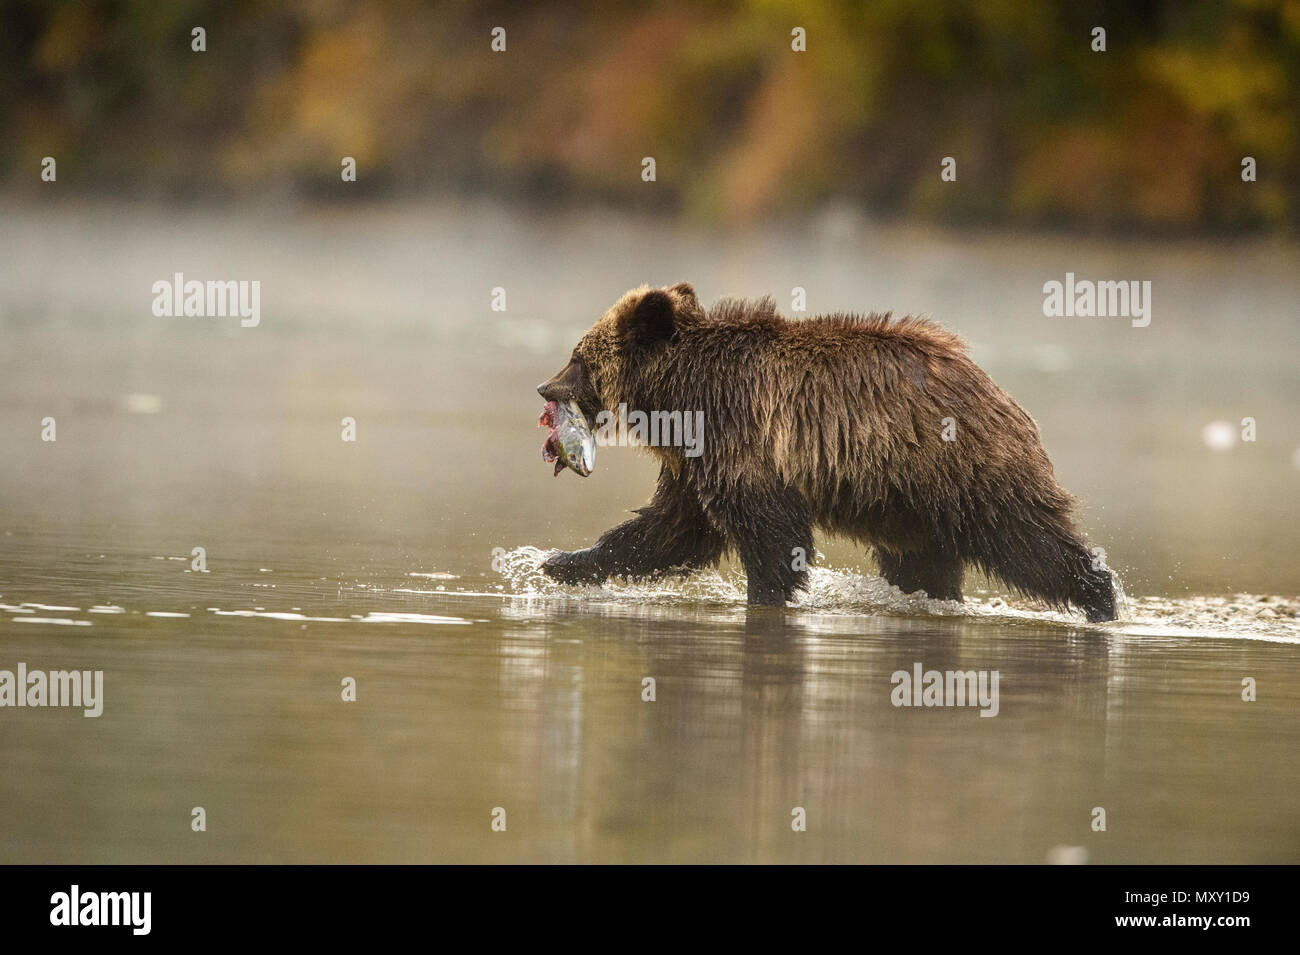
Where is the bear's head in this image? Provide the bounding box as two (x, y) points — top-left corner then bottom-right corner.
(536, 282), (702, 427)
(535, 282), (703, 476)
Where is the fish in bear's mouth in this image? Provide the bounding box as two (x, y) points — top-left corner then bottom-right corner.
(539, 400), (596, 477)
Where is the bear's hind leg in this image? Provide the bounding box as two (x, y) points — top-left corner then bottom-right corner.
(706, 480), (813, 606)
(875, 545), (964, 602)
(974, 518), (1117, 623)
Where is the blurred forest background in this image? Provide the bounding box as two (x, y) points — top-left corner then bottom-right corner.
(2, 0), (1298, 233)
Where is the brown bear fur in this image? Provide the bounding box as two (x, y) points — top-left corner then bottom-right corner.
(537, 282), (1117, 621)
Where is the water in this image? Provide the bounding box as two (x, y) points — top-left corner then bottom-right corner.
(1, 200), (1298, 862)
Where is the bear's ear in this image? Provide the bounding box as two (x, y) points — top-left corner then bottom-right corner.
(669, 282), (698, 308)
(620, 289), (676, 347)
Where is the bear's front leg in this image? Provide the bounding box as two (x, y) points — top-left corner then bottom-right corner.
(541, 466), (724, 585)
(705, 480), (814, 606)
(540, 545), (607, 585)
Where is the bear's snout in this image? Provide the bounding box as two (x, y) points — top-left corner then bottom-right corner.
(536, 357), (598, 419)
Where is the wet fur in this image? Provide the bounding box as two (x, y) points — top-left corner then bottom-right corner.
(538, 283), (1116, 621)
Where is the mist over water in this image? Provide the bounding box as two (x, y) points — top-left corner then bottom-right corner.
(1, 201), (1298, 862)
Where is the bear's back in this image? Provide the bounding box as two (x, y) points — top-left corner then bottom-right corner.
(689, 299), (1044, 499)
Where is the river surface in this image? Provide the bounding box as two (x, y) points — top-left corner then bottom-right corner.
(1, 200), (1297, 862)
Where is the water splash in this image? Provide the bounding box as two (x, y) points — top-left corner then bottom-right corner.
(496, 545), (746, 605)
(1115, 594), (1300, 643)
(492, 546), (1300, 642)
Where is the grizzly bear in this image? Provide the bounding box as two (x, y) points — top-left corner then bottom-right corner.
(536, 283), (1117, 622)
